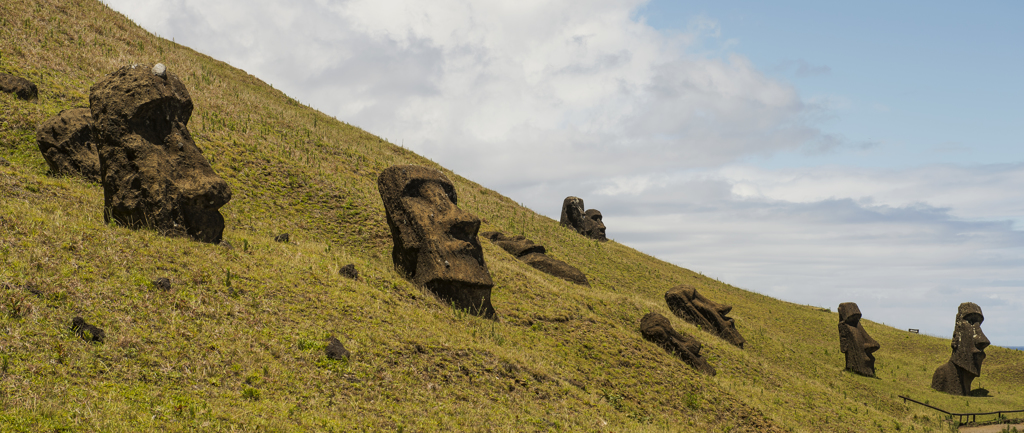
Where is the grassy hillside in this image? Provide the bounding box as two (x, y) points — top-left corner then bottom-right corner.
(2, 0), (1022, 431)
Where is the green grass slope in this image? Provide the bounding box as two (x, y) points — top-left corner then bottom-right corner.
(2, 1), (1022, 431)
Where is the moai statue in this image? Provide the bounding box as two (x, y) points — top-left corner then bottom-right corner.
(36, 108), (101, 181)
(377, 165), (496, 318)
(90, 64), (231, 243)
(480, 231), (589, 286)
(932, 302), (989, 395)
(640, 312), (716, 376)
(559, 196), (607, 241)
(665, 285), (745, 348)
(837, 302), (880, 377)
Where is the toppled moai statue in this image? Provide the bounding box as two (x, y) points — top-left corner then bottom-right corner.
(36, 108), (101, 181)
(837, 302), (880, 377)
(665, 285), (745, 348)
(932, 302), (990, 396)
(71, 316), (105, 343)
(640, 312), (715, 376)
(377, 165), (496, 318)
(0, 73), (38, 101)
(90, 64), (231, 243)
(480, 231), (589, 286)
(559, 196), (607, 241)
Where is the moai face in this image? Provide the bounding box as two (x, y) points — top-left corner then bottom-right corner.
(640, 312), (716, 376)
(90, 64), (231, 243)
(378, 165), (495, 318)
(950, 302), (989, 376)
(665, 285), (746, 348)
(582, 209), (607, 241)
(837, 302), (880, 377)
(560, 196), (585, 232)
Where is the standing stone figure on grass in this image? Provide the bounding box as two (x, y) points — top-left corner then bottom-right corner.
(90, 64), (231, 243)
(640, 312), (716, 376)
(932, 302), (989, 396)
(837, 302), (880, 377)
(665, 285), (746, 348)
(36, 108), (101, 182)
(559, 196), (608, 241)
(377, 165), (496, 318)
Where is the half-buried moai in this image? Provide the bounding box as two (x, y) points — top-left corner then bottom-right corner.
(480, 231), (590, 286)
(837, 302), (880, 377)
(640, 312), (716, 376)
(932, 302), (990, 396)
(665, 285), (746, 348)
(36, 108), (101, 182)
(377, 165), (496, 318)
(559, 196), (607, 241)
(90, 64), (231, 243)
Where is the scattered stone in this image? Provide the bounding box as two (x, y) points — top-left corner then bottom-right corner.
(90, 64), (231, 243)
(339, 264), (359, 280)
(0, 157), (9, 167)
(665, 285), (745, 348)
(36, 108), (101, 181)
(377, 165), (496, 318)
(325, 337), (350, 360)
(274, 233), (290, 243)
(219, 239), (233, 249)
(480, 231), (589, 286)
(0, 73), (38, 101)
(71, 317), (105, 343)
(639, 312), (715, 376)
(932, 302), (989, 395)
(837, 302), (880, 377)
(152, 63), (167, 78)
(559, 197), (607, 241)
(152, 277), (171, 291)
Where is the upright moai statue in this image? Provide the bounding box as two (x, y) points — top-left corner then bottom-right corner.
(932, 302), (989, 395)
(377, 165), (496, 318)
(837, 302), (880, 377)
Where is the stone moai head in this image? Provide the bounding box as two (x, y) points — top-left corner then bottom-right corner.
(89, 64), (231, 243)
(377, 165), (496, 318)
(837, 302), (880, 377)
(665, 285), (745, 348)
(582, 209), (607, 241)
(950, 302), (989, 376)
(560, 196), (585, 231)
(640, 312), (716, 376)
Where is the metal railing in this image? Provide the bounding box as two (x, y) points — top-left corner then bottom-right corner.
(899, 395), (1024, 425)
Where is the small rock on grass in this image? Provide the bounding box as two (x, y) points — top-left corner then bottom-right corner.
(0, 157), (9, 166)
(339, 264), (359, 280)
(325, 337), (350, 360)
(71, 317), (105, 343)
(152, 278), (171, 291)
(274, 233), (289, 243)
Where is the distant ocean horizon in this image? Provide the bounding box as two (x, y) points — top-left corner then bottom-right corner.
(1004, 346), (1024, 351)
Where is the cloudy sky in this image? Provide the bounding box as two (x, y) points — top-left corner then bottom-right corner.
(101, 0), (1024, 345)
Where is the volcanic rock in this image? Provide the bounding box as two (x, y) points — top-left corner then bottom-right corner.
(0, 73), (38, 101)
(71, 316), (105, 343)
(36, 108), (101, 181)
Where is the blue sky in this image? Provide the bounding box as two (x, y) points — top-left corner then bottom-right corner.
(641, 1), (1024, 170)
(102, 0), (1024, 345)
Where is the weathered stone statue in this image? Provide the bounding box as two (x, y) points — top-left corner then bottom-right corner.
(480, 231), (589, 286)
(837, 302), (880, 377)
(377, 165), (496, 318)
(640, 312), (715, 375)
(559, 196), (607, 241)
(36, 108), (101, 182)
(932, 302), (990, 396)
(665, 285), (745, 348)
(90, 64), (231, 243)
